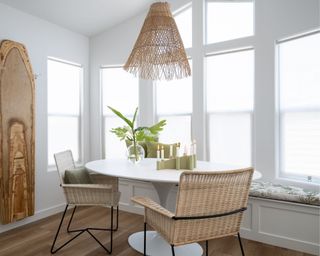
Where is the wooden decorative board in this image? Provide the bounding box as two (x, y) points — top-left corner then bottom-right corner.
(0, 40), (35, 224)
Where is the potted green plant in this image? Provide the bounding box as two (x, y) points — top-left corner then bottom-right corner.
(108, 106), (166, 163)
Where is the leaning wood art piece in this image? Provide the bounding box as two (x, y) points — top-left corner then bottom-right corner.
(0, 40), (35, 224)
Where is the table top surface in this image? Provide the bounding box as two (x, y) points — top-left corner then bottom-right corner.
(85, 158), (262, 183)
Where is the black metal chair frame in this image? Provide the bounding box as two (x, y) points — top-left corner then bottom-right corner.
(143, 207), (247, 256)
(51, 204), (119, 254)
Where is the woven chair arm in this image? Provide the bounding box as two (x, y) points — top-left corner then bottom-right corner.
(62, 184), (120, 206)
(132, 196), (174, 218)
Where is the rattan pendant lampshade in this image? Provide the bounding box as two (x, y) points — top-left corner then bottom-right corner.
(124, 2), (191, 80)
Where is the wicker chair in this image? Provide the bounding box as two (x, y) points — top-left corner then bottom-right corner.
(132, 168), (254, 256)
(51, 150), (121, 254)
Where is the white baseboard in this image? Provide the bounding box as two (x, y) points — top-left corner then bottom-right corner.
(0, 203), (65, 234)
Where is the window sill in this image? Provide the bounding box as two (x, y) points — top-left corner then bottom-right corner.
(275, 176), (319, 191)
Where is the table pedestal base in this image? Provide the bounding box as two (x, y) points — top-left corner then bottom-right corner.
(128, 231), (203, 256)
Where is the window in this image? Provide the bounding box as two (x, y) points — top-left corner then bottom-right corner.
(174, 4), (192, 49)
(277, 31), (320, 182)
(47, 58), (83, 166)
(156, 60), (192, 146)
(206, 0), (254, 44)
(206, 49), (254, 166)
(101, 66), (139, 159)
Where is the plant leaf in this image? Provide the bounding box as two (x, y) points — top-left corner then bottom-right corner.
(108, 106), (133, 128)
(148, 119), (166, 135)
(134, 119), (166, 142)
(132, 107), (138, 128)
(110, 126), (132, 141)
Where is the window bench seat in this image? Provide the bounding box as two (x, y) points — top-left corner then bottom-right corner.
(249, 181), (320, 206)
(239, 181), (320, 255)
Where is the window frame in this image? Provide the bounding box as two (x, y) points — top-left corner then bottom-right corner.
(276, 29), (320, 184)
(155, 57), (193, 145)
(156, 113), (193, 145)
(205, 47), (255, 166)
(47, 57), (84, 168)
(173, 2), (193, 50)
(205, 0), (255, 45)
(100, 65), (138, 159)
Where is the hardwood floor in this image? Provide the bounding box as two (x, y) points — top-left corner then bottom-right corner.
(0, 207), (314, 256)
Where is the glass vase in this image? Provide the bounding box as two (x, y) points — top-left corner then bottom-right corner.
(127, 143), (145, 164)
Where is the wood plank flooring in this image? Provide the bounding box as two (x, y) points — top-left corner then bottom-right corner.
(0, 207), (315, 256)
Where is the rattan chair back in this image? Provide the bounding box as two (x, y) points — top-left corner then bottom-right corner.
(168, 168), (254, 245)
(54, 150), (75, 186)
(175, 168), (253, 217)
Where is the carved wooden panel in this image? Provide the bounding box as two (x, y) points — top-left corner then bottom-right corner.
(0, 40), (35, 224)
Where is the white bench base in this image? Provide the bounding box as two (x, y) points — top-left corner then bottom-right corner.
(241, 197), (319, 255)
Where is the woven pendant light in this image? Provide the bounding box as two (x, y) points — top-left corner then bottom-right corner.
(124, 2), (191, 80)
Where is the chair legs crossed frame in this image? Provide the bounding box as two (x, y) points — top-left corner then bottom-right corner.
(51, 205), (119, 254)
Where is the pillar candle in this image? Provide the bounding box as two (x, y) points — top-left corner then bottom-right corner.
(190, 142), (193, 155)
(176, 143), (180, 157)
(161, 146), (164, 160)
(156, 144), (160, 160)
(183, 145), (188, 156)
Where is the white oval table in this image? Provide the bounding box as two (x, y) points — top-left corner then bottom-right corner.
(86, 158), (261, 256)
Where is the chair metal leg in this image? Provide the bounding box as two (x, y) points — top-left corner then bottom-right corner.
(67, 206), (77, 232)
(68, 205), (119, 233)
(237, 232), (245, 256)
(206, 240), (208, 256)
(87, 206), (113, 254)
(115, 205), (119, 230)
(51, 204), (116, 254)
(171, 244), (175, 256)
(144, 222), (147, 256)
(51, 205), (86, 254)
(110, 206), (113, 251)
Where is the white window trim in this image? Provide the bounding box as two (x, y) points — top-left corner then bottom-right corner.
(47, 57), (84, 169)
(100, 65), (139, 159)
(155, 92), (193, 142)
(205, 0), (256, 46)
(173, 2), (192, 16)
(275, 29), (320, 184)
(102, 114), (134, 159)
(205, 47), (255, 166)
(206, 111), (254, 165)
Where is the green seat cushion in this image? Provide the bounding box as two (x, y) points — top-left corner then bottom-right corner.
(146, 141), (178, 158)
(64, 167), (93, 184)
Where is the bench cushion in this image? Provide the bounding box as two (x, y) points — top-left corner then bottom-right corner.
(250, 181), (320, 206)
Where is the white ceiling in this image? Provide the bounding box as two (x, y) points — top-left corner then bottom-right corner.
(0, 0), (153, 36)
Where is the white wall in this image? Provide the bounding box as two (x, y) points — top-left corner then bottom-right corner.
(90, 0), (320, 190)
(0, 3), (90, 233)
